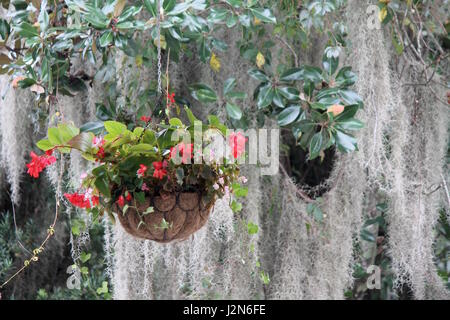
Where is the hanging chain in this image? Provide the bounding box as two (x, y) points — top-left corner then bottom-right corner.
(156, 0), (162, 95)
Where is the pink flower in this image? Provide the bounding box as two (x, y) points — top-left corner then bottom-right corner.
(224, 186), (230, 199)
(137, 164), (148, 178)
(218, 177), (225, 185)
(239, 176), (248, 184)
(213, 183), (219, 190)
(92, 136), (105, 148)
(141, 183), (150, 191)
(229, 132), (247, 159)
(84, 188), (93, 200)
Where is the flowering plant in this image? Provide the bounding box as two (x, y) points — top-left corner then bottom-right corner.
(28, 107), (248, 222)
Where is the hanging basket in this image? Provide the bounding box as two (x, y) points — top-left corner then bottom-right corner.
(116, 192), (214, 243)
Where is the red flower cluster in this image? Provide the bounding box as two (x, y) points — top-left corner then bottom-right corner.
(229, 132), (247, 159)
(153, 160), (168, 180)
(64, 192), (99, 209)
(140, 116), (151, 123)
(26, 151), (57, 178)
(169, 143), (193, 164)
(137, 164), (148, 178)
(167, 92), (175, 107)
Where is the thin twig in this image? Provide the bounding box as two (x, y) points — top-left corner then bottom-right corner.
(274, 35), (299, 67)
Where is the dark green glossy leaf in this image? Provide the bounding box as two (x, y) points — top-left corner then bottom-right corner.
(256, 83), (274, 109)
(248, 68), (270, 82)
(226, 102), (242, 120)
(280, 67), (303, 81)
(335, 130), (357, 153)
(309, 131), (323, 160)
(249, 8), (276, 24)
(277, 105), (301, 126)
(278, 86), (300, 101)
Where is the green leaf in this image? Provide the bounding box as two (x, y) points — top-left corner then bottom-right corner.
(247, 222), (259, 235)
(15, 22), (39, 37)
(36, 139), (53, 151)
(272, 90), (285, 108)
(335, 118), (364, 131)
(225, 102), (242, 120)
(0, 19), (10, 40)
(231, 200), (242, 212)
(58, 124), (80, 143)
(143, 0), (157, 16)
(189, 83), (217, 103)
(338, 90), (363, 107)
(94, 176), (111, 198)
(280, 68), (304, 81)
(169, 117), (183, 127)
(249, 8), (276, 24)
(257, 83), (274, 109)
(335, 67), (357, 87)
(248, 68), (270, 82)
(322, 51), (339, 76)
(135, 191), (146, 204)
(104, 121), (127, 135)
(277, 105), (301, 126)
(80, 252), (91, 263)
(142, 130), (156, 145)
(223, 78), (236, 96)
(99, 31), (114, 47)
(184, 106), (199, 125)
(302, 66), (323, 83)
(335, 130), (357, 153)
(48, 128), (63, 146)
(309, 131), (323, 160)
(38, 0), (49, 32)
(360, 229), (376, 242)
(129, 144), (154, 153)
(278, 86), (300, 101)
(80, 121), (104, 135)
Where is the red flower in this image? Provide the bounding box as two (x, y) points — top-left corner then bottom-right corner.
(167, 92), (175, 104)
(96, 146), (105, 159)
(140, 116), (151, 123)
(26, 151), (57, 178)
(137, 164), (148, 178)
(116, 195), (125, 207)
(229, 132), (247, 159)
(125, 192), (132, 201)
(153, 161), (167, 180)
(169, 143), (193, 164)
(64, 192), (99, 209)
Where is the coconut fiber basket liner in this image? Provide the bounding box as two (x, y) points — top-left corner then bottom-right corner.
(116, 192), (215, 243)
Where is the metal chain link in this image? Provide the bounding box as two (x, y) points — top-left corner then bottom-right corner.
(156, 0), (162, 94)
